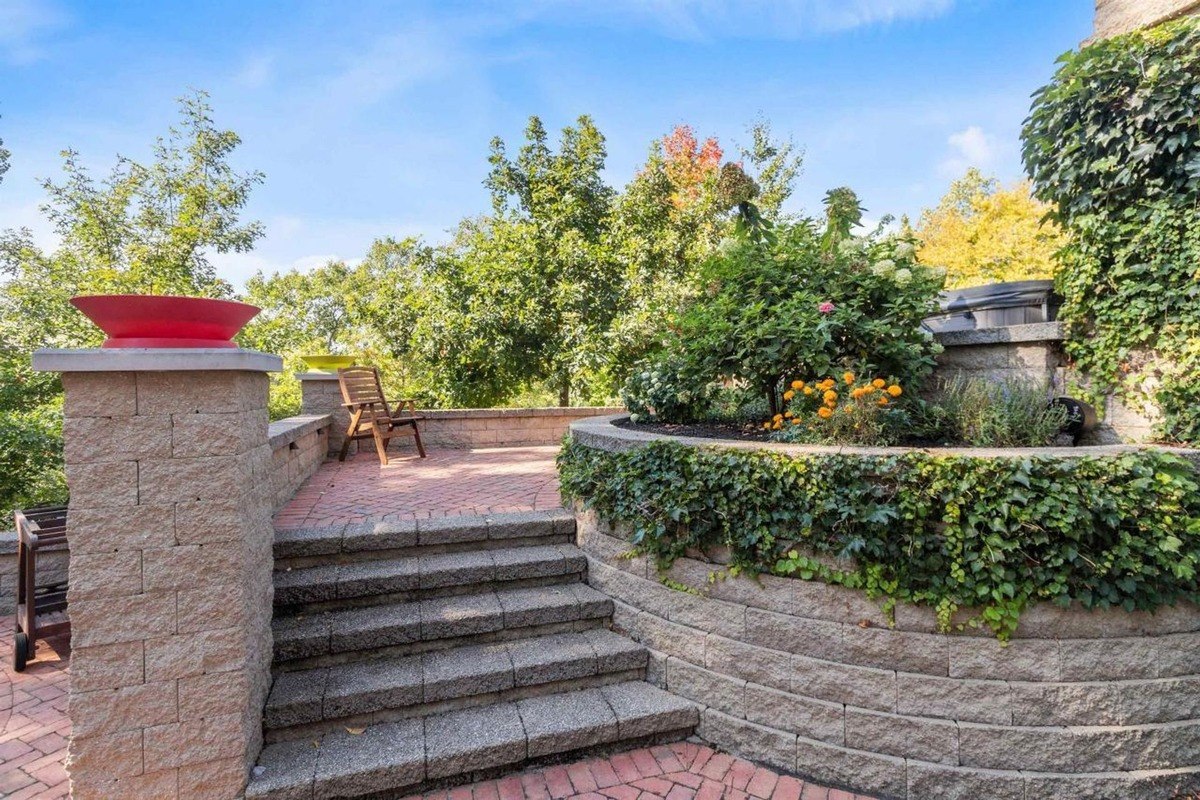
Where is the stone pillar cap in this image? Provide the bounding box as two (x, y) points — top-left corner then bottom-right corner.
(295, 371), (342, 381)
(32, 347), (283, 373)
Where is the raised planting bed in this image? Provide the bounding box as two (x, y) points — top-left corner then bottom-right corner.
(560, 415), (1200, 800)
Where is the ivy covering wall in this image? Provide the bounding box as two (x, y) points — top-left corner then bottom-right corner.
(1022, 18), (1200, 443)
(558, 438), (1200, 639)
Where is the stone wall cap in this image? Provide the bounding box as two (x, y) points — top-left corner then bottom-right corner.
(570, 414), (1198, 461)
(419, 406), (623, 420)
(295, 371), (342, 381)
(934, 321), (1065, 347)
(33, 347), (283, 373)
(269, 414), (333, 449)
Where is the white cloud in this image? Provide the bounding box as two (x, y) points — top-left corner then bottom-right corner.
(0, 0), (66, 63)
(938, 125), (997, 177)
(528, 0), (955, 39)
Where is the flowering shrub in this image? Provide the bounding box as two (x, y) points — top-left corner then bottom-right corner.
(620, 356), (717, 424)
(664, 189), (943, 419)
(765, 373), (906, 444)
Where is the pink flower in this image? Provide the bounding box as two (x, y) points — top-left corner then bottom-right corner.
(818, 301), (835, 314)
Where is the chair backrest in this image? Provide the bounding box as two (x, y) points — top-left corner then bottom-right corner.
(338, 367), (391, 421)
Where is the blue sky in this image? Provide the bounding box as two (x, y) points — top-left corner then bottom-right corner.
(0, 0), (1093, 287)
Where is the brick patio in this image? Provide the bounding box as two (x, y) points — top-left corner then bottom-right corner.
(402, 742), (876, 800)
(274, 446), (562, 530)
(0, 636), (70, 800)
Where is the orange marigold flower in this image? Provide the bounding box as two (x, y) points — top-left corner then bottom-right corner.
(843, 371), (855, 385)
(791, 380), (804, 390)
(887, 385), (903, 397)
(878, 397), (890, 406)
(817, 406), (833, 419)
(823, 390), (838, 402)
(772, 420), (783, 430)
(803, 386), (814, 395)
(791, 419), (802, 425)
(872, 378), (886, 389)
(783, 390), (795, 401)
(762, 422), (772, 429)
(773, 413), (783, 422)
(784, 411), (794, 419)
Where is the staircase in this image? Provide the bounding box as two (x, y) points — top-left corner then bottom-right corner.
(247, 510), (697, 799)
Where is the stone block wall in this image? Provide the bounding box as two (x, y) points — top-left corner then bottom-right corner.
(267, 414), (331, 510)
(38, 351), (282, 800)
(1094, 0), (1200, 38)
(577, 511), (1200, 799)
(416, 407), (623, 449)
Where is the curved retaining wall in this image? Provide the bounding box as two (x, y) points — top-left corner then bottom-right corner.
(570, 417), (1200, 800)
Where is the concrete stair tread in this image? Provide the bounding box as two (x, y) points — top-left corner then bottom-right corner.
(272, 583), (615, 664)
(246, 681), (698, 800)
(273, 544), (587, 607)
(265, 629), (649, 733)
(274, 509), (575, 561)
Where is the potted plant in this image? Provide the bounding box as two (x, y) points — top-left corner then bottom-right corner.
(71, 294), (260, 348)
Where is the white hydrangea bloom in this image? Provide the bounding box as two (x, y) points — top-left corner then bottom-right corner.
(871, 259), (896, 276)
(894, 242), (915, 259)
(893, 267), (913, 285)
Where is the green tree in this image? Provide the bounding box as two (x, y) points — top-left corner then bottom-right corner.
(738, 119), (803, 218)
(0, 90), (263, 512)
(0, 117), (9, 186)
(916, 168), (1064, 288)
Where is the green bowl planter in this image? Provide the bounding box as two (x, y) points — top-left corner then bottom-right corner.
(301, 355), (356, 373)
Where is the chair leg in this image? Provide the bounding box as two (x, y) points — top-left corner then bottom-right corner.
(412, 422), (427, 458)
(371, 424), (389, 466)
(340, 409), (362, 462)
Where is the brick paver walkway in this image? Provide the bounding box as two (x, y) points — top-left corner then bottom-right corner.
(274, 446), (562, 529)
(407, 742), (877, 800)
(0, 636), (71, 800)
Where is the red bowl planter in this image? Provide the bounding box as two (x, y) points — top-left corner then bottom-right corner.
(70, 295), (261, 349)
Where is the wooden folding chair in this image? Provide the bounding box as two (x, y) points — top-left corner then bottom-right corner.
(337, 366), (427, 465)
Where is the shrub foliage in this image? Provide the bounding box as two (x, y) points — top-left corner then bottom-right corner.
(1022, 19), (1200, 442)
(559, 438), (1200, 639)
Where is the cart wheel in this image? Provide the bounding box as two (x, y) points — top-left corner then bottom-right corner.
(13, 632), (28, 672)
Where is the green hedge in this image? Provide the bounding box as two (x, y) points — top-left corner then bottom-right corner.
(558, 438), (1200, 638)
(0, 403), (66, 518)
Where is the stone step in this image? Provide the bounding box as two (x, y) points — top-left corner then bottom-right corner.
(273, 509), (576, 567)
(246, 681), (698, 800)
(273, 583), (615, 668)
(264, 628), (649, 741)
(274, 544), (588, 611)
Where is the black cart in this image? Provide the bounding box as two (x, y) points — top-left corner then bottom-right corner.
(12, 506), (69, 671)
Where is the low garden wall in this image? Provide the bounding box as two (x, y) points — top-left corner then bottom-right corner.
(416, 406), (622, 449)
(267, 414), (332, 510)
(567, 416), (1200, 800)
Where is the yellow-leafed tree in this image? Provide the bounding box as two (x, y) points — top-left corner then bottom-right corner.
(916, 168), (1065, 288)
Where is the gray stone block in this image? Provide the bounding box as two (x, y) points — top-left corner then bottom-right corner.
(420, 593), (504, 641)
(496, 585), (580, 629)
(698, 709), (795, 774)
(490, 545), (577, 582)
(704, 634), (791, 691)
(949, 636), (1059, 681)
(419, 550), (495, 589)
(896, 673), (1012, 725)
(794, 734), (908, 800)
(418, 516), (490, 546)
(667, 658), (746, 718)
(842, 624), (950, 675)
(312, 718), (424, 800)
(274, 565), (340, 606)
(844, 707), (959, 765)
(581, 628), (647, 674)
(1010, 675), (1200, 726)
(636, 612), (707, 660)
(274, 526), (343, 559)
(600, 680), (698, 739)
(518, 688), (618, 757)
(587, 560), (675, 618)
(273, 614), (332, 662)
(789, 653), (896, 713)
(666, 591), (746, 640)
(423, 642), (514, 702)
(246, 738), (319, 799)
(1059, 632), (1200, 681)
(485, 510), (558, 540)
(509, 633), (597, 686)
(1023, 767), (1200, 800)
(905, 760), (1025, 800)
(266, 668), (329, 729)
(743, 608), (843, 662)
(744, 683), (843, 745)
(338, 559), (420, 599)
(568, 583), (614, 619)
(323, 656), (422, 719)
(425, 703), (527, 780)
(332, 603), (421, 653)
(341, 519), (418, 552)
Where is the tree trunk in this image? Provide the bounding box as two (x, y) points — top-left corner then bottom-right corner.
(559, 376), (570, 407)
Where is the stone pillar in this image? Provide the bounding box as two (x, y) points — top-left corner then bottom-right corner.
(33, 348), (282, 800)
(297, 371), (349, 456)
